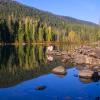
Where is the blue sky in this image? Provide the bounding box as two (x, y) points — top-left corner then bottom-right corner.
(16, 0), (100, 24)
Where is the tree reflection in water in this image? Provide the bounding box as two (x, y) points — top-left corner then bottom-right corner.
(0, 44), (70, 88)
(0, 44), (97, 88)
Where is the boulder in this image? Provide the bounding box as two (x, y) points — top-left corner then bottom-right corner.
(52, 66), (66, 75)
(73, 53), (100, 66)
(79, 70), (94, 78)
(73, 54), (87, 64)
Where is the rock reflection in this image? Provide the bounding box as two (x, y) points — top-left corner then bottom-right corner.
(79, 78), (93, 84)
(0, 44), (73, 88)
(46, 55), (54, 62)
(54, 74), (66, 78)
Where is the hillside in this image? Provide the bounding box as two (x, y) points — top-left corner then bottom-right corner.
(0, 0), (97, 27)
(0, 0), (99, 43)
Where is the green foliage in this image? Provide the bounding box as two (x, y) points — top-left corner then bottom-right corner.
(46, 26), (52, 42)
(67, 31), (80, 43)
(0, 0), (99, 43)
(38, 27), (43, 42)
(18, 20), (23, 43)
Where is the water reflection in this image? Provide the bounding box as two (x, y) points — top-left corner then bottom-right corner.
(0, 44), (76, 88)
(0, 44), (99, 88)
(0, 45), (100, 100)
(0, 45), (50, 88)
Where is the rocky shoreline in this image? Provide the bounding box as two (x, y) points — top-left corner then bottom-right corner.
(47, 46), (100, 79)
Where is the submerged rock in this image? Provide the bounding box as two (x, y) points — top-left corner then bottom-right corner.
(52, 66), (66, 75)
(35, 86), (46, 90)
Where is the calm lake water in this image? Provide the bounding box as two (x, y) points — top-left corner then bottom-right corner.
(0, 45), (100, 100)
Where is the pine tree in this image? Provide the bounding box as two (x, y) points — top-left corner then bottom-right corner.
(38, 27), (43, 42)
(24, 17), (29, 43)
(67, 31), (80, 43)
(18, 20), (23, 43)
(46, 26), (52, 42)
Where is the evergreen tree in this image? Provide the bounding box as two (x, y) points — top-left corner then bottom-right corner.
(18, 20), (23, 43)
(67, 31), (80, 43)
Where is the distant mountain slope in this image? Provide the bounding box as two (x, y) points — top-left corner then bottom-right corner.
(59, 16), (98, 26)
(0, 0), (98, 27)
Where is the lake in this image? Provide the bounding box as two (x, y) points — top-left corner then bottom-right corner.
(0, 45), (100, 100)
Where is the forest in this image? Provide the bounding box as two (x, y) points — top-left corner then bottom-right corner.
(0, 0), (99, 44)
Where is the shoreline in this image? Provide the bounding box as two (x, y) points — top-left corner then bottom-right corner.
(0, 41), (99, 46)
(0, 42), (78, 46)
